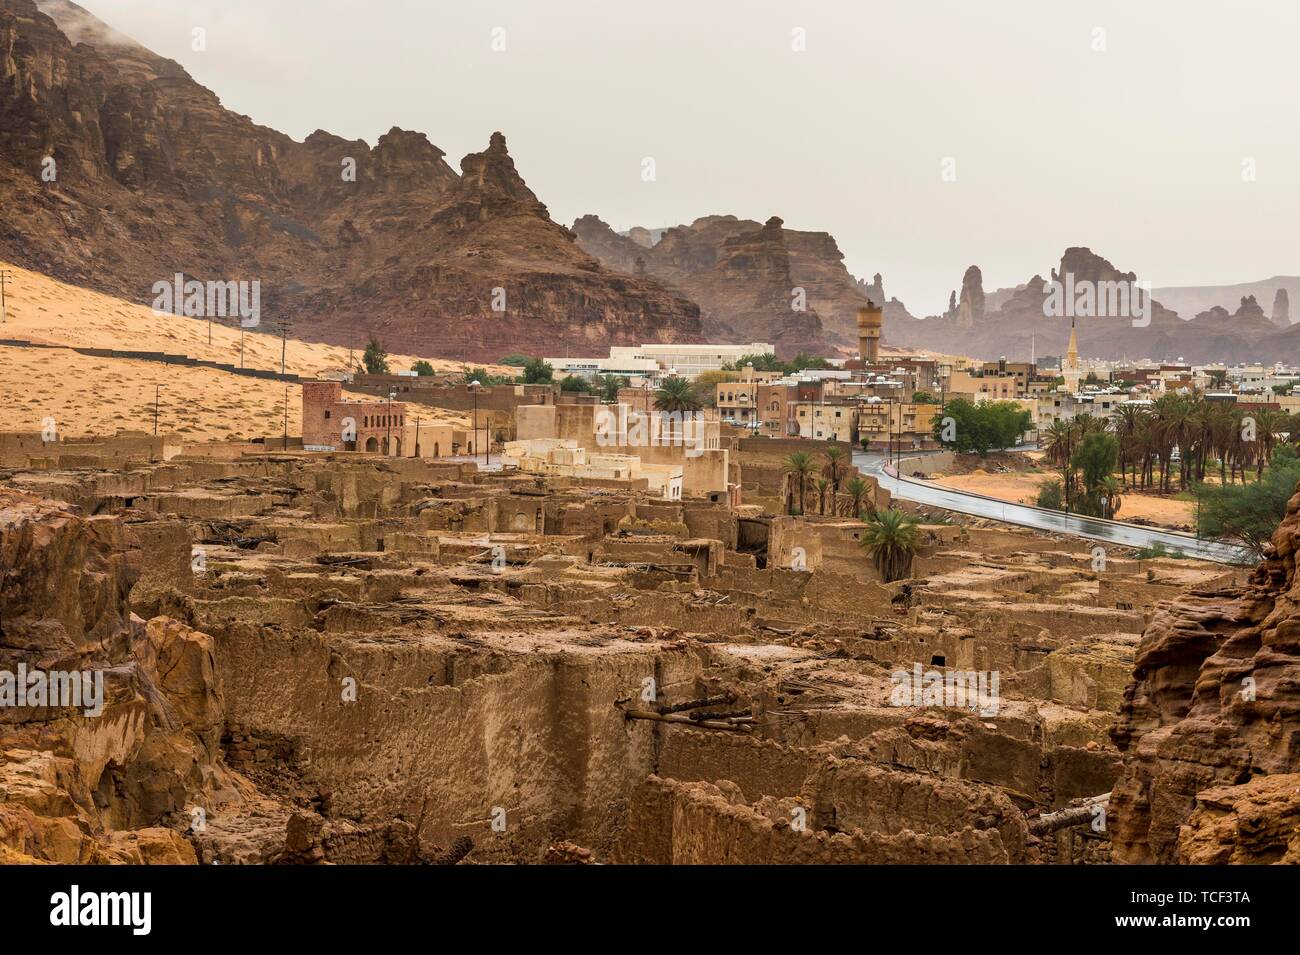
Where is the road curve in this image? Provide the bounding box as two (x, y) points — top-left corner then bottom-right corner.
(855, 452), (1251, 565)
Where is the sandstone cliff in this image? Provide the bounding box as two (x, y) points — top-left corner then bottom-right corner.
(574, 213), (873, 357)
(0, 0), (702, 361)
(1109, 487), (1300, 863)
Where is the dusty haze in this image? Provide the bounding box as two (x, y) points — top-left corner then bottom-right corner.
(74, 0), (1300, 315)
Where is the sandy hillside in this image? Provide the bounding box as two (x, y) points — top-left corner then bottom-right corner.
(0, 262), (498, 439)
(932, 471), (1195, 530)
(0, 261), (504, 377)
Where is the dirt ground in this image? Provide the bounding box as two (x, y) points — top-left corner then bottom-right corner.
(932, 470), (1195, 530)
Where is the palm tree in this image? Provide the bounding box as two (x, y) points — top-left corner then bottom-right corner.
(859, 509), (922, 583)
(595, 374), (629, 404)
(782, 451), (817, 515)
(1042, 420), (1073, 469)
(822, 447), (848, 513)
(1112, 404), (1151, 488)
(1253, 407), (1285, 479)
(1151, 393), (1195, 490)
(1099, 475), (1123, 519)
(1042, 419), (1077, 510)
(654, 376), (702, 414)
(843, 476), (871, 518)
(815, 477), (831, 515)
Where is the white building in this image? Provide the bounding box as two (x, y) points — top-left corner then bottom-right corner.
(545, 342), (775, 382)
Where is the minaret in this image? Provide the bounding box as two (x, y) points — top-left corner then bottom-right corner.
(856, 302), (883, 365)
(1063, 317), (1081, 392)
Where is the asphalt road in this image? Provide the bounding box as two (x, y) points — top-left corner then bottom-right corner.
(854, 452), (1251, 565)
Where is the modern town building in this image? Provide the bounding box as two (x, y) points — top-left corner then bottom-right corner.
(545, 342), (775, 382)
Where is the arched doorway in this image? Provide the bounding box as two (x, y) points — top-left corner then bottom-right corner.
(364, 436), (378, 452)
(433, 442), (439, 457)
(392, 437), (402, 456)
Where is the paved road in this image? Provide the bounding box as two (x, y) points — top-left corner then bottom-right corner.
(854, 451), (1251, 565)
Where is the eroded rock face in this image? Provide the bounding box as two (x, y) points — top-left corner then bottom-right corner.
(1109, 488), (1300, 863)
(573, 213), (867, 356)
(0, 0), (702, 361)
(0, 488), (229, 862)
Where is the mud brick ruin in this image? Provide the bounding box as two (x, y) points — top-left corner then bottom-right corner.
(4, 430), (1290, 866)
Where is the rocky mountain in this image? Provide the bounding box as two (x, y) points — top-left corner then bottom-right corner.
(573, 213), (883, 357)
(888, 248), (1300, 364)
(0, 0), (703, 361)
(1152, 275), (1300, 328)
(1109, 496), (1300, 863)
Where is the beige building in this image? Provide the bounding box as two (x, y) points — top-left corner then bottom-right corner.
(793, 401), (856, 442)
(715, 366), (782, 428)
(515, 402), (729, 496)
(502, 438), (683, 500)
(857, 400), (940, 452)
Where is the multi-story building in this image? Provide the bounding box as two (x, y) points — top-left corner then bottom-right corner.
(715, 366), (783, 429)
(856, 399), (940, 453)
(756, 382), (798, 436)
(1036, 390), (1133, 430)
(947, 370), (1020, 402)
(793, 400), (856, 443)
(302, 380), (457, 457)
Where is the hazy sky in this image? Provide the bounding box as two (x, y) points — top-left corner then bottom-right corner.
(77, 0), (1300, 315)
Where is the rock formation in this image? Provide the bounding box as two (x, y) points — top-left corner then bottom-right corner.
(574, 213), (879, 356)
(0, 0), (702, 361)
(1109, 485), (1300, 863)
(949, 266), (985, 329)
(1273, 288), (1291, 329)
(0, 489), (226, 862)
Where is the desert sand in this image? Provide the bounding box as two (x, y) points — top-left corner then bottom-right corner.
(0, 261), (494, 439)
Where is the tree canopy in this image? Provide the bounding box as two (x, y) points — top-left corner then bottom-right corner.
(931, 398), (1030, 455)
(362, 336), (389, 375)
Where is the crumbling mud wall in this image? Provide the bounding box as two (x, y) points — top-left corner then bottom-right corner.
(0, 449), (1243, 865)
(208, 623), (703, 859)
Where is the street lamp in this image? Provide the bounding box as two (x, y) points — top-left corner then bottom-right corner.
(746, 361), (758, 434)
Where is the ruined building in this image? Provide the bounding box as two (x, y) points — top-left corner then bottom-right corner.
(2, 430), (1289, 865)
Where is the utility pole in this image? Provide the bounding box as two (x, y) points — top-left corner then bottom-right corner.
(279, 318), (290, 450)
(414, 415), (421, 459)
(0, 269), (12, 324)
(468, 379), (481, 463)
(385, 390), (395, 455)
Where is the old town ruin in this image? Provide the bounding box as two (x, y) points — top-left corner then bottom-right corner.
(3, 407), (1293, 866)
